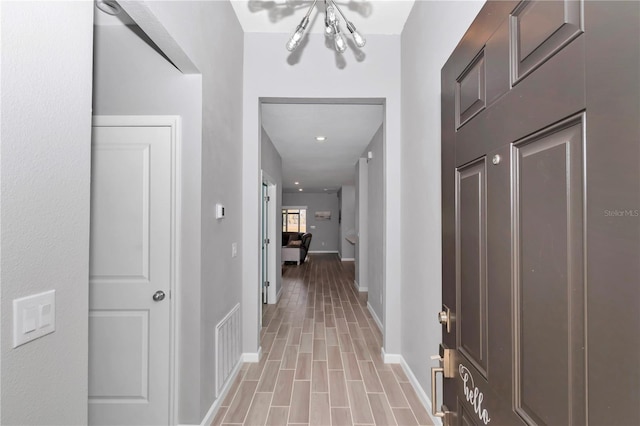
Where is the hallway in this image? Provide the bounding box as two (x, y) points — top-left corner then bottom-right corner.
(213, 254), (433, 426)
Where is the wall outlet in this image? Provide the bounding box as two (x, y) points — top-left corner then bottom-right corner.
(231, 242), (238, 258)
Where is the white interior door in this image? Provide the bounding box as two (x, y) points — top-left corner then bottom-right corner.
(261, 182), (269, 305)
(89, 119), (175, 425)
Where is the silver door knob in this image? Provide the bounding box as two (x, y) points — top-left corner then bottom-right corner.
(152, 290), (166, 302)
(438, 305), (452, 333)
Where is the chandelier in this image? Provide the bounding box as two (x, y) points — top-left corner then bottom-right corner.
(286, 0), (366, 53)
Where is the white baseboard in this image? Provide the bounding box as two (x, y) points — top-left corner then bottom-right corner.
(341, 258), (355, 261)
(397, 355), (442, 426)
(242, 346), (262, 363)
(367, 302), (383, 333)
(381, 348), (403, 364)
(275, 286), (283, 304)
(353, 280), (368, 292)
(308, 250), (339, 254)
(195, 357), (244, 426)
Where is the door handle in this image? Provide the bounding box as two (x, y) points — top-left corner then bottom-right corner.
(431, 366), (446, 418)
(438, 304), (452, 333)
(152, 290), (166, 302)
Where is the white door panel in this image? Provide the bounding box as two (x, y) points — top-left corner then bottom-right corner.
(89, 123), (173, 425)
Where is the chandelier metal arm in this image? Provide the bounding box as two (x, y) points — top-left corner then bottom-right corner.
(285, 0), (366, 53)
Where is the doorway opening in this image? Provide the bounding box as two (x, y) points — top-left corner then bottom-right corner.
(257, 97), (387, 350)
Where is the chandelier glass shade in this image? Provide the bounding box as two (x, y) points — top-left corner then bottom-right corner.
(286, 0), (366, 53)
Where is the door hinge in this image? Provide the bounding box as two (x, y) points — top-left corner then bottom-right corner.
(264, 196), (270, 202)
(265, 281), (270, 287)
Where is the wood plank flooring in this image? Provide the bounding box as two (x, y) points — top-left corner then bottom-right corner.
(213, 254), (433, 426)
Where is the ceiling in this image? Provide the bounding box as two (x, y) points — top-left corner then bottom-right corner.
(261, 103), (383, 193)
(230, 0), (415, 35)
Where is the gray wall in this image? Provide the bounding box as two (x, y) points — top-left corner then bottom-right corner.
(363, 125), (385, 323)
(243, 33), (403, 355)
(261, 128), (283, 297)
(0, 2), (94, 424)
(355, 159), (369, 291)
(400, 0), (485, 410)
(282, 193), (340, 253)
(339, 186), (356, 260)
(92, 22), (205, 423)
(139, 2), (245, 422)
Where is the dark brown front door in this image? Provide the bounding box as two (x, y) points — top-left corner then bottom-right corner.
(440, 1), (639, 424)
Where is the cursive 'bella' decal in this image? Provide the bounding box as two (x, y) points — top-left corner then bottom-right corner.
(459, 364), (491, 424)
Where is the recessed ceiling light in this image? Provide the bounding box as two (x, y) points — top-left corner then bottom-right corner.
(299, 188), (303, 192)
(294, 181), (299, 185)
(315, 136), (327, 142)
(323, 188), (328, 191)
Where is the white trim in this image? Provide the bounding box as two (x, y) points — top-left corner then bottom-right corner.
(193, 358), (244, 426)
(92, 115), (181, 426)
(341, 257), (355, 262)
(397, 356), (443, 426)
(367, 302), (383, 333)
(381, 348), (403, 364)
(242, 346), (262, 363)
(308, 250), (339, 254)
(353, 280), (368, 292)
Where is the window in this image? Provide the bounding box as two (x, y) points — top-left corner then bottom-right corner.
(282, 208), (307, 233)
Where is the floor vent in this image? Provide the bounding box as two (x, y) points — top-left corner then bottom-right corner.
(215, 303), (241, 397)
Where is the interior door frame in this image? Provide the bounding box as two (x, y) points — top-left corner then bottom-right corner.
(90, 115), (181, 426)
(261, 170), (278, 305)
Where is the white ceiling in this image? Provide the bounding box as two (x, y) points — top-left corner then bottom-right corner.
(261, 103), (383, 193)
(230, 0), (415, 35)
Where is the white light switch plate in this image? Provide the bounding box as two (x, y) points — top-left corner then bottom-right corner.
(13, 290), (56, 348)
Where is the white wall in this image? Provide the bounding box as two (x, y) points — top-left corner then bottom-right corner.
(339, 185), (356, 260)
(92, 22), (205, 423)
(283, 192), (340, 252)
(261, 128), (283, 296)
(243, 33), (402, 355)
(400, 0), (485, 408)
(0, 2), (94, 424)
(363, 125), (385, 322)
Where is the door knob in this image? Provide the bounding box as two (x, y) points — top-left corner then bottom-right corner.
(438, 305), (451, 333)
(152, 290), (166, 302)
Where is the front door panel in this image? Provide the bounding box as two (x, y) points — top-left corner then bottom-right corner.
(456, 158), (488, 378)
(512, 118), (586, 425)
(442, 1), (639, 425)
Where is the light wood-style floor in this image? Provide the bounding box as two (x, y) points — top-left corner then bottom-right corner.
(212, 254), (434, 426)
